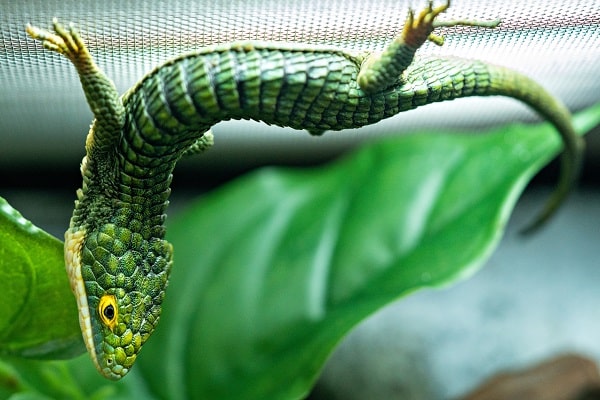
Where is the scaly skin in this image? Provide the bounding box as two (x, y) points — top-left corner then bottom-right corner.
(26, 0), (584, 380)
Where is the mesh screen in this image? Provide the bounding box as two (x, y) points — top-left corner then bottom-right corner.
(1, 0), (599, 168)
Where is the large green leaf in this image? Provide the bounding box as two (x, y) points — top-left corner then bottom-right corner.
(0, 355), (155, 400)
(0, 198), (83, 360)
(135, 104), (600, 399)
(0, 102), (598, 399)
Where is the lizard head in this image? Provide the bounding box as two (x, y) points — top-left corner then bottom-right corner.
(65, 223), (172, 380)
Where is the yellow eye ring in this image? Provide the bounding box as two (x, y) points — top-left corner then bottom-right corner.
(98, 294), (118, 331)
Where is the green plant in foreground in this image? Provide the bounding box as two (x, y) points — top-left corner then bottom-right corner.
(0, 102), (598, 399)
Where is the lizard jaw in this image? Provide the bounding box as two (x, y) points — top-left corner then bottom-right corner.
(64, 229), (100, 372)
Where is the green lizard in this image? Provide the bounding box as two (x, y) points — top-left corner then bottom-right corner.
(26, 0), (583, 380)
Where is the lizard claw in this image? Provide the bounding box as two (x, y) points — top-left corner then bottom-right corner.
(26, 18), (87, 64)
(401, 1), (500, 48)
(402, 0), (450, 48)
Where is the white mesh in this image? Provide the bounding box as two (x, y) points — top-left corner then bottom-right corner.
(1, 0), (599, 168)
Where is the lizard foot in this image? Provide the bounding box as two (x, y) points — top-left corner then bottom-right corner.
(402, 0), (450, 48)
(26, 19), (90, 67)
(402, 1), (501, 47)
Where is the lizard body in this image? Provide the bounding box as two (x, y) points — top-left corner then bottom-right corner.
(26, 1), (583, 379)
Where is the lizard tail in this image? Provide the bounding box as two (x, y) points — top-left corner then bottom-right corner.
(484, 63), (585, 233)
(407, 57), (584, 232)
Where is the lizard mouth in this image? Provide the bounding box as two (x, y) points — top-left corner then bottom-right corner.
(100, 353), (130, 380)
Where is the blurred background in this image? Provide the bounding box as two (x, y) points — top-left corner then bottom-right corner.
(2, 0), (600, 398)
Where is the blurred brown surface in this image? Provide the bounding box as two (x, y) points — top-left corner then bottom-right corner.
(459, 354), (600, 400)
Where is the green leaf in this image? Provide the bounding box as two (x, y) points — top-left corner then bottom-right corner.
(0, 198), (83, 360)
(0, 103), (598, 399)
(136, 103), (600, 400)
(0, 355), (156, 400)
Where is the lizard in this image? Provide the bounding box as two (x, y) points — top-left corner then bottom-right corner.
(26, 0), (584, 380)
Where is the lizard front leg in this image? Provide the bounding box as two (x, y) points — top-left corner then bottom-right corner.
(27, 19), (124, 150)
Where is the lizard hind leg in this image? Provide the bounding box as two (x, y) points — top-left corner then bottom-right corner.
(357, 0), (499, 92)
(357, 0), (452, 93)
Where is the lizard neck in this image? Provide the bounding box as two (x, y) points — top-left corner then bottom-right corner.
(69, 124), (175, 240)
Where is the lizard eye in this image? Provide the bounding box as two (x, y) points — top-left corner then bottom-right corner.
(98, 294), (118, 331)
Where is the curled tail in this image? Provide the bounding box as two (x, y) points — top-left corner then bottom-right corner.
(403, 56), (584, 232)
(485, 63), (585, 233)
(357, 0), (585, 233)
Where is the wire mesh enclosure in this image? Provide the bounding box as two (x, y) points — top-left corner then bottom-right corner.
(1, 0), (599, 170)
